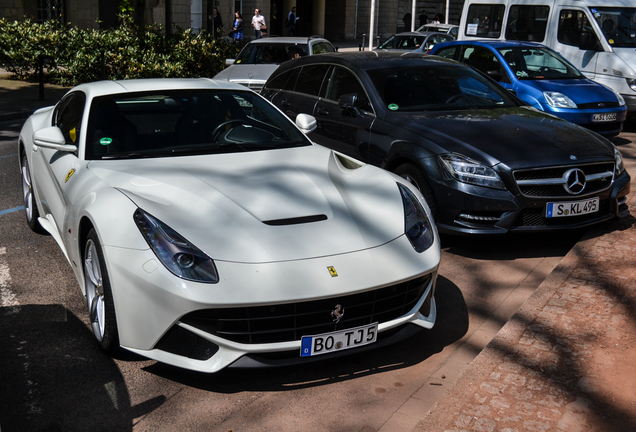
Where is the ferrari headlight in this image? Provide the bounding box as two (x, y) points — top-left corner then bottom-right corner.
(543, 91), (577, 108)
(615, 147), (625, 176)
(134, 209), (219, 283)
(439, 153), (505, 189)
(398, 184), (434, 253)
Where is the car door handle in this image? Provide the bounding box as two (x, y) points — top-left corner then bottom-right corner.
(316, 108), (329, 116)
(281, 99), (291, 107)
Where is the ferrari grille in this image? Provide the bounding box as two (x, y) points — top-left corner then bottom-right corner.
(180, 274), (432, 344)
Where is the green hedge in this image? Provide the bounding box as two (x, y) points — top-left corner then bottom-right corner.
(0, 14), (244, 86)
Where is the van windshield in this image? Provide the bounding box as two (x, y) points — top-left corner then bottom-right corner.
(590, 7), (636, 48)
(498, 47), (584, 80)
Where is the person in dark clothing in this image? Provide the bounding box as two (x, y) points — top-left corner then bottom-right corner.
(209, 8), (223, 37)
(418, 10), (428, 26)
(286, 6), (298, 36)
(232, 11), (244, 43)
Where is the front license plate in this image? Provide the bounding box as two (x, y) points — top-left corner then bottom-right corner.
(300, 323), (378, 357)
(546, 197), (599, 218)
(591, 112), (617, 122)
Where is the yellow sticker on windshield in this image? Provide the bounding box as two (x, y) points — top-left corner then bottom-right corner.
(69, 127), (77, 143)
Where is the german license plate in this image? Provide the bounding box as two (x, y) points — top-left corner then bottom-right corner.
(300, 323), (378, 357)
(546, 197), (599, 218)
(591, 112), (617, 122)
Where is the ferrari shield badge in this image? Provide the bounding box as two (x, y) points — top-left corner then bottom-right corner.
(327, 266), (338, 277)
(65, 169), (75, 183)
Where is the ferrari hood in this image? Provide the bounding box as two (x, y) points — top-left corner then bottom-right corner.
(394, 107), (615, 168)
(88, 145), (408, 263)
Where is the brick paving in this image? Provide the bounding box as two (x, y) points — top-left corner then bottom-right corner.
(415, 191), (636, 432)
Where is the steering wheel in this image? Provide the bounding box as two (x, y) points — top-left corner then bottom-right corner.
(211, 119), (246, 142)
(445, 94), (468, 104)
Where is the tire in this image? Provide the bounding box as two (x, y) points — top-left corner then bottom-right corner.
(395, 164), (438, 219)
(20, 154), (47, 234)
(84, 228), (120, 354)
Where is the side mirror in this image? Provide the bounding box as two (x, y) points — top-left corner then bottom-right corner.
(225, 59), (236, 66)
(295, 113), (317, 134)
(507, 88), (517, 96)
(338, 94), (362, 117)
(32, 126), (77, 152)
(487, 70), (503, 81)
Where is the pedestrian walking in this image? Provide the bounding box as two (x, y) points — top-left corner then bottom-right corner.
(251, 8), (266, 39)
(232, 11), (244, 43)
(286, 6), (298, 36)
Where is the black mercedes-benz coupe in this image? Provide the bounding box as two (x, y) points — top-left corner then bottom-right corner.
(261, 51), (630, 235)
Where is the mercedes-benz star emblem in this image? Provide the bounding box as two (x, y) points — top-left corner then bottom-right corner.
(563, 169), (586, 195)
(331, 304), (344, 323)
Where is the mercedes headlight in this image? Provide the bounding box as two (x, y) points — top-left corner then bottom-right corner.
(615, 147), (625, 176)
(439, 154), (505, 189)
(398, 184), (434, 253)
(134, 209), (219, 283)
(627, 78), (636, 92)
(543, 91), (578, 108)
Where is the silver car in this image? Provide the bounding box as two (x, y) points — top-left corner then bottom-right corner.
(377, 31), (455, 54)
(416, 23), (459, 38)
(213, 36), (336, 92)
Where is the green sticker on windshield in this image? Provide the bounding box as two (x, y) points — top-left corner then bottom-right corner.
(100, 137), (113, 146)
(388, 104), (399, 111)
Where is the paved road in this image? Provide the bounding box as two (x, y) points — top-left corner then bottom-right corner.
(0, 117), (611, 431)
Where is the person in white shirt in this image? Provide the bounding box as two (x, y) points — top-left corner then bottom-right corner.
(251, 9), (266, 39)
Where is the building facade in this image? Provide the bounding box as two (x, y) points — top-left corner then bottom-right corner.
(1, 0), (465, 42)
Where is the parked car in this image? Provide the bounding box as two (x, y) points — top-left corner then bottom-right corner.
(213, 36), (336, 92)
(416, 23), (460, 38)
(261, 51), (631, 235)
(430, 40), (627, 136)
(18, 78), (440, 373)
(377, 31), (455, 53)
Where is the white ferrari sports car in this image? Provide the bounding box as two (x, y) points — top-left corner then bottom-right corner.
(18, 78), (440, 373)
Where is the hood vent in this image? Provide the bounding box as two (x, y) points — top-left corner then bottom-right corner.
(263, 214), (328, 226)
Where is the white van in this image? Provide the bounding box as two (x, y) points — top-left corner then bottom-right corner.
(458, 0), (636, 114)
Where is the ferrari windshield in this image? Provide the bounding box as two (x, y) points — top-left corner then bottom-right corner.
(591, 7), (636, 48)
(85, 89), (310, 160)
(368, 64), (519, 112)
(498, 47), (584, 80)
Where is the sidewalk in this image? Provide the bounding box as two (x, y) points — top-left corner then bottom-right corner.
(1, 74), (635, 432)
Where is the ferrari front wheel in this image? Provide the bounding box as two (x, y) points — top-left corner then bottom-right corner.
(84, 229), (120, 354)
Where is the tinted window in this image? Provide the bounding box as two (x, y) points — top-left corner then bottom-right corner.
(462, 46), (500, 74)
(465, 4), (505, 38)
(85, 90), (310, 160)
(323, 66), (372, 112)
(265, 67), (300, 91)
(54, 92), (86, 145)
(311, 42), (336, 54)
(505, 5), (549, 42)
(434, 46), (458, 59)
(235, 43), (309, 64)
(379, 35), (426, 49)
(295, 64), (330, 96)
(368, 64), (517, 111)
(557, 10), (595, 47)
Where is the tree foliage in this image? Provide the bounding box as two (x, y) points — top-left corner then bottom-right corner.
(0, 14), (244, 86)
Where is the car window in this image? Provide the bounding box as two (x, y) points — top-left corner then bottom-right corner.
(379, 35), (426, 49)
(427, 34), (454, 50)
(498, 47), (584, 80)
(323, 66), (372, 112)
(235, 43), (308, 64)
(295, 64), (331, 96)
(85, 89), (310, 160)
(591, 6), (636, 48)
(557, 10), (594, 47)
(465, 4), (505, 38)
(54, 92), (86, 145)
(434, 46), (458, 59)
(311, 42), (335, 54)
(264, 67), (301, 91)
(462, 46), (501, 75)
(505, 5), (550, 42)
(368, 64), (517, 112)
